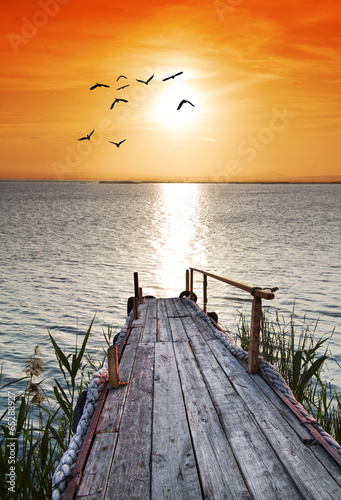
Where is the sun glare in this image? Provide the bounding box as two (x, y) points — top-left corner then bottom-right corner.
(152, 183), (207, 294)
(151, 80), (201, 128)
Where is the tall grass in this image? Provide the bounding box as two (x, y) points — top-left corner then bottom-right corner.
(0, 319), (114, 500)
(231, 307), (341, 442)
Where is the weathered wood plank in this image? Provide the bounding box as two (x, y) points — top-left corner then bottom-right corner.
(172, 297), (190, 317)
(181, 299), (217, 341)
(97, 326), (141, 434)
(76, 433), (117, 499)
(181, 313), (217, 343)
(157, 299), (172, 342)
(151, 342), (202, 500)
(169, 317), (188, 342)
(209, 339), (341, 499)
(141, 298), (157, 343)
(165, 297), (179, 318)
(251, 370), (341, 488)
(173, 340), (250, 499)
(188, 333), (302, 499)
(130, 299), (148, 327)
(105, 343), (154, 500)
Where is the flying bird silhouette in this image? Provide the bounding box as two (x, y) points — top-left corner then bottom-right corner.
(177, 100), (195, 110)
(162, 71), (183, 81)
(117, 84), (129, 90)
(78, 129), (95, 141)
(110, 98), (129, 109)
(116, 75), (127, 81)
(89, 83), (110, 90)
(136, 75), (154, 85)
(109, 139), (126, 148)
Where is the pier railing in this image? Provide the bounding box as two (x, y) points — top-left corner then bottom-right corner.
(187, 267), (278, 374)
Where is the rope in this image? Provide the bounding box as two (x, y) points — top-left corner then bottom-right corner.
(51, 367), (108, 500)
(51, 312), (133, 499)
(185, 299), (341, 457)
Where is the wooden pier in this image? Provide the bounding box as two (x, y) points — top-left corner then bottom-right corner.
(64, 292), (341, 499)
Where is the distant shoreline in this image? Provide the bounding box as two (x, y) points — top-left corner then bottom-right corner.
(1, 179), (341, 184)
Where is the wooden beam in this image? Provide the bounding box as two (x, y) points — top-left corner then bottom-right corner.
(133, 297), (138, 320)
(185, 269), (190, 291)
(248, 295), (262, 374)
(108, 345), (119, 388)
(189, 268), (194, 300)
(189, 267), (276, 300)
(134, 271), (139, 298)
(203, 274), (207, 313)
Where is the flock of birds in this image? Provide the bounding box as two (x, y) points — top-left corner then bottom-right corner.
(78, 71), (195, 147)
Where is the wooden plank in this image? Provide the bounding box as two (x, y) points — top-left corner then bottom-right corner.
(76, 433), (117, 499)
(208, 339), (341, 499)
(141, 298), (157, 343)
(105, 343), (154, 500)
(151, 342), (202, 500)
(248, 295), (262, 373)
(169, 317), (188, 342)
(130, 299), (148, 327)
(157, 299), (172, 342)
(252, 372), (341, 487)
(165, 297), (179, 318)
(181, 298), (217, 341)
(172, 297), (190, 317)
(96, 384), (127, 434)
(97, 326), (141, 434)
(188, 333), (301, 499)
(173, 340), (250, 499)
(181, 311), (217, 342)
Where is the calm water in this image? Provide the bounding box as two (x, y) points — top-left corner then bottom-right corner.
(0, 181), (340, 404)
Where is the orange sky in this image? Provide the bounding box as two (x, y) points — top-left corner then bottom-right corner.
(1, 0), (341, 182)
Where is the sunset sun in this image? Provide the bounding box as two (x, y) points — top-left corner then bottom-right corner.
(151, 79), (201, 129)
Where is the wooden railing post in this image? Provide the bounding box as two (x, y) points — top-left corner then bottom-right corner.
(133, 272), (139, 319)
(190, 268), (194, 300)
(203, 274), (207, 313)
(186, 269), (190, 291)
(108, 345), (119, 388)
(248, 295), (262, 374)
(108, 345), (128, 389)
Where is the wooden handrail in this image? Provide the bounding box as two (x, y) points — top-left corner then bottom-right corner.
(189, 267), (276, 300)
(188, 267), (278, 374)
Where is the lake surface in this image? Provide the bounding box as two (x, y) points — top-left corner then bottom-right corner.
(0, 181), (340, 404)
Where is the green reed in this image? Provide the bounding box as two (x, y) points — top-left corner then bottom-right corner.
(0, 318), (113, 500)
(230, 307), (341, 441)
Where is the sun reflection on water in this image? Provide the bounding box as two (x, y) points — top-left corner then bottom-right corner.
(151, 183), (208, 295)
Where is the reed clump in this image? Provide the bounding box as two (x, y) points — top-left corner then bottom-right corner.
(0, 319), (114, 500)
(231, 307), (341, 443)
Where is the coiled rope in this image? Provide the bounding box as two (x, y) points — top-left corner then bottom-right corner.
(51, 312), (132, 499)
(186, 299), (341, 457)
